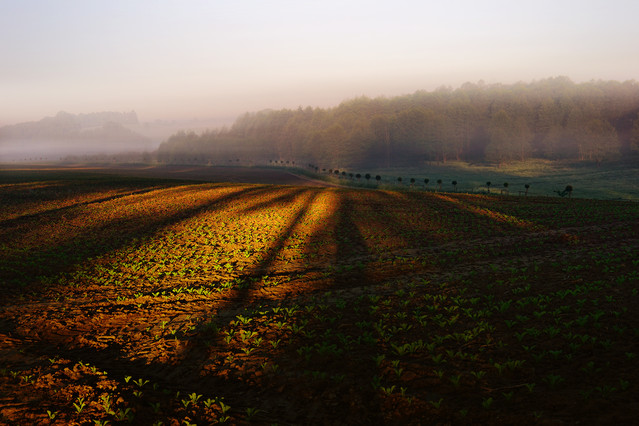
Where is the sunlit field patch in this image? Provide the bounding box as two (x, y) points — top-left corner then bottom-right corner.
(1, 169), (638, 424)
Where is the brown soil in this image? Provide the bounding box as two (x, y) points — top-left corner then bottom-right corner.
(1, 165), (638, 425)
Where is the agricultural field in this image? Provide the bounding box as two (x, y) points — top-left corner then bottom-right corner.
(335, 160), (639, 202)
(1, 166), (638, 425)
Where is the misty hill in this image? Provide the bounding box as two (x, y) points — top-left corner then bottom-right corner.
(1, 111), (140, 138)
(0, 111), (152, 161)
(157, 77), (639, 169)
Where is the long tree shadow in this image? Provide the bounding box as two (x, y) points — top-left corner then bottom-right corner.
(0, 186), (169, 228)
(171, 188), (322, 367)
(1, 185), (326, 397)
(328, 190), (373, 291)
(2, 180), (600, 424)
(0, 184), (276, 297)
(139, 187), (386, 421)
(239, 186), (310, 215)
(0, 170), (191, 220)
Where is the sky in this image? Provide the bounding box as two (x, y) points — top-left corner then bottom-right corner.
(2, 0), (639, 126)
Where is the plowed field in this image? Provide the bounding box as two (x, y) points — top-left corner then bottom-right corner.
(1, 167), (638, 425)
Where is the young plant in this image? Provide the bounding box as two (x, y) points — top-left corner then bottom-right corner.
(73, 397), (86, 414)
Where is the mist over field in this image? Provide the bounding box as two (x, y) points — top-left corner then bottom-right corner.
(0, 111), (232, 161)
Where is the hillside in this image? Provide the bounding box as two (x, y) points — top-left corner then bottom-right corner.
(0, 111), (151, 161)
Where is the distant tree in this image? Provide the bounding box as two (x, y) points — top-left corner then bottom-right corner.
(486, 110), (522, 166)
(581, 118), (619, 163)
(397, 177), (403, 184)
(513, 116), (534, 161)
(631, 114), (639, 153)
(371, 115), (393, 168)
(524, 183), (530, 196)
(452, 180), (458, 191)
(437, 179), (442, 191)
(503, 182), (509, 193)
(365, 173), (371, 181)
(375, 175), (381, 183)
(349, 172), (354, 179)
(486, 181), (492, 193)
(410, 178), (415, 187)
(565, 185), (573, 198)
(424, 178), (429, 188)
(554, 185), (571, 197)
(539, 125), (567, 159)
(356, 173), (361, 180)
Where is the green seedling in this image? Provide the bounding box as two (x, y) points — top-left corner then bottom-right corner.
(100, 395), (115, 415)
(429, 398), (444, 409)
(114, 407), (133, 422)
(381, 385), (396, 395)
(544, 374), (565, 389)
(236, 314), (252, 325)
(470, 370), (486, 379)
(482, 397), (494, 409)
(133, 378), (149, 387)
(246, 406), (261, 419)
(73, 397), (86, 414)
(269, 339), (281, 348)
(449, 374), (461, 388)
(188, 392), (202, 404)
(596, 385), (617, 398)
(219, 400), (231, 414)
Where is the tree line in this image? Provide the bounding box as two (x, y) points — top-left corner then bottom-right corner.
(157, 77), (639, 168)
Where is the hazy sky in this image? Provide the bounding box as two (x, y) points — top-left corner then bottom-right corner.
(2, 0), (639, 126)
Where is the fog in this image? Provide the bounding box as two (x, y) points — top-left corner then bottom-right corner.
(0, 110), (236, 162)
(2, 1), (638, 133)
(0, 139), (151, 162)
